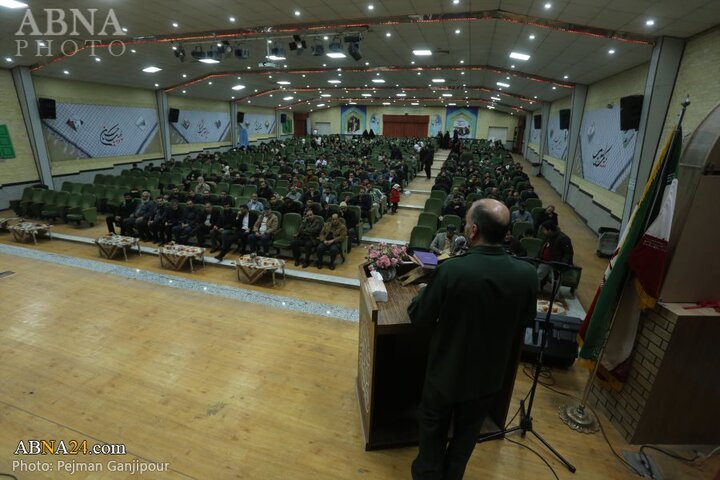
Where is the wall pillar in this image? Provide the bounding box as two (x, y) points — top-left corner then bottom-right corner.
(562, 84), (588, 201)
(522, 112), (532, 160)
(230, 101), (238, 148)
(155, 90), (172, 161)
(11, 66), (53, 188)
(621, 36), (685, 230)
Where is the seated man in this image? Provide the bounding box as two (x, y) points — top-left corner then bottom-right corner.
(510, 201), (533, 227)
(338, 201), (359, 249)
(247, 207), (279, 256)
(520, 185), (539, 201)
(257, 179), (274, 200)
(535, 205), (558, 234)
(536, 221), (574, 291)
(106, 192), (135, 235)
(349, 188), (372, 221)
(290, 208), (325, 268)
(194, 176), (212, 195)
(502, 229), (527, 257)
(195, 203), (221, 248)
(214, 205), (257, 260)
(443, 194), (466, 219)
(160, 200), (182, 245)
(430, 224), (459, 255)
(122, 190), (156, 240)
(246, 193), (265, 212)
(172, 200), (200, 244)
(315, 213), (347, 270)
(285, 186), (303, 203)
(301, 186), (321, 204)
(146, 197), (167, 243)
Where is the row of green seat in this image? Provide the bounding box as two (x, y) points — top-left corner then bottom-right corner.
(12, 188), (97, 226)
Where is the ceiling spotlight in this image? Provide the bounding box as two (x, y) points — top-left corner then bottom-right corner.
(327, 36), (346, 58)
(455, 29), (461, 34)
(229, 16), (236, 22)
(317, 103), (326, 107)
(645, 19), (655, 26)
(511, 64), (515, 69)
(368, 4), (374, 10)
(63, 70), (69, 74)
(4, 57), (12, 63)
(497, 82), (510, 88)
(94, 57), (101, 62)
(385, 32), (391, 37)
(413, 49), (432, 56)
(182, 90), (186, 94)
(142, 66), (162, 73)
(417, 72), (421, 76)
(552, 86), (557, 90)
(529, 34), (536, 40)
(509, 52), (531, 61)
(154, 83), (159, 87)
(544, 2), (551, 9)
(431, 78), (445, 83)
(232, 84), (246, 90)
(131, 49), (136, 53)
(122, 27), (128, 33)
(234, 47), (249, 59)
(174, 45), (186, 62)
(172, 22), (179, 28)
(453, 0), (460, 4)
(348, 41), (362, 61)
(182, 74), (187, 78)
(294, 10), (301, 16)
(311, 39), (325, 56)
(609, 49), (616, 54)
(563, 75), (568, 79)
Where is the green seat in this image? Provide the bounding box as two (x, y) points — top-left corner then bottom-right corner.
(11, 187), (36, 216)
(417, 212), (438, 233)
(61, 182), (75, 193)
(243, 185), (257, 196)
(348, 205), (364, 244)
(29, 189), (56, 217)
(531, 207), (545, 230)
(409, 226), (434, 251)
(81, 184), (95, 194)
(430, 190), (447, 203)
(512, 221), (534, 239)
(215, 182), (229, 194)
(452, 176), (466, 188)
(561, 266), (582, 294)
(441, 214), (462, 231)
(272, 212), (301, 253)
(520, 237), (543, 258)
(423, 198), (443, 217)
(93, 174), (107, 185)
(41, 191), (70, 220)
(65, 193), (97, 226)
(525, 198), (542, 211)
(69, 183), (84, 195)
(145, 177), (159, 190)
(229, 184), (244, 197)
(276, 179), (289, 189)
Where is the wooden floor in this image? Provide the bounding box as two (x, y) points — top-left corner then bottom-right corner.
(0, 151), (717, 479)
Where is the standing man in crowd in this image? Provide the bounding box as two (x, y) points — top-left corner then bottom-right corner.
(408, 199), (537, 479)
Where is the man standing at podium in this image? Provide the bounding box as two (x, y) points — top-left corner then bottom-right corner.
(408, 199), (537, 479)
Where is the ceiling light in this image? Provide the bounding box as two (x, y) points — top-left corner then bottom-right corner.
(122, 27), (128, 33)
(382, 102), (390, 105)
(317, 103), (326, 107)
(544, 2), (552, 9)
(326, 36), (346, 58)
(411, 61), (415, 65)
(4, 57), (12, 62)
(453, 0), (459, 4)
(327, 52), (346, 59)
(509, 52), (531, 61)
(321, 94), (331, 97)
(487, 105), (495, 109)
(385, 32), (391, 37)
(0, 0), (28, 7)
(455, 29), (461, 35)
(154, 83), (159, 87)
(368, 4), (374, 10)
(534, 96), (538, 99)
(63, 70), (69, 74)
(511, 64), (515, 69)
(294, 10), (301, 16)
(142, 66), (162, 73)
(442, 93), (452, 97)
(431, 78), (445, 83)
(417, 72), (421, 76)
(413, 49), (432, 56)
(497, 82), (510, 88)
(283, 96), (294, 101)
(362, 93), (372, 97)
(229, 16), (236, 22)
(563, 75), (568, 79)
(277, 81), (291, 85)
(172, 22), (179, 28)
(491, 96), (501, 101)
(94, 57), (101, 62)
(529, 34), (535, 40)
(645, 19), (655, 26)
(328, 79), (341, 84)
(448, 103), (456, 106)
(460, 60), (465, 64)
(232, 84), (246, 90)
(397, 93), (407, 97)
(182, 90), (186, 94)
(349, 101), (357, 105)
(182, 74), (187, 78)
(608, 49), (616, 54)
(199, 58), (220, 64)
(131, 49), (136, 53)
(208, 82), (213, 85)
(372, 78), (385, 83)
(552, 86), (557, 90)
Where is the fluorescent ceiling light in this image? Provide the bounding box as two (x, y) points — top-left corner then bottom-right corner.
(63, 70), (69, 75)
(320, 94), (332, 97)
(491, 96), (501, 101)
(608, 49), (616, 55)
(431, 78), (445, 83)
(371, 78), (385, 83)
(411, 102), (419, 106)
(0, 0), (28, 8)
(229, 17), (236, 22)
(283, 96), (294, 101)
(172, 22), (179, 28)
(362, 93), (372, 97)
(442, 93), (452, 97)
(496, 82), (510, 88)
(267, 55), (286, 61)
(294, 10), (301, 16)
(4, 57), (12, 62)
(382, 102), (391, 105)
(544, 2), (552, 9)
(154, 83), (159, 87)
(199, 58), (220, 64)
(326, 52), (346, 59)
(509, 52), (530, 61)
(231, 84), (246, 90)
(328, 79), (341, 84)
(317, 103), (326, 107)
(277, 81), (291, 85)
(142, 66), (162, 73)
(529, 34), (535, 40)
(368, 5), (374, 10)
(413, 49), (432, 56)
(94, 57), (101, 62)
(488, 105), (495, 109)
(448, 103), (456, 106)
(396, 93), (407, 97)
(645, 19), (655, 26)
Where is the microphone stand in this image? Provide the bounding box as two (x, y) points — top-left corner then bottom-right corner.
(477, 258), (577, 474)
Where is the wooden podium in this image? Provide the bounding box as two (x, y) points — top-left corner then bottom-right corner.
(356, 265), (521, 451)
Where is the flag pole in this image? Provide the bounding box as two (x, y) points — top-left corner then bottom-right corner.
(559, 96), (691, 434)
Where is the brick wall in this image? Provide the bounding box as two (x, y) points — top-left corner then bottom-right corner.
(588, 306), (678, 442)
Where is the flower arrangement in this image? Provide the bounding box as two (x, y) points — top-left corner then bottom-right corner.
(367, 243), (408, 272)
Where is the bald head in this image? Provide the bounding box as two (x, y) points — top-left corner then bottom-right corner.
(465, 199), (511, 246)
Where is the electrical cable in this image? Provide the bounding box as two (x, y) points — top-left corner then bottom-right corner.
(504, 437), (560, 480)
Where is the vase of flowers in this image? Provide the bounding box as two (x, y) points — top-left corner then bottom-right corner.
(367, 243), (408, 282)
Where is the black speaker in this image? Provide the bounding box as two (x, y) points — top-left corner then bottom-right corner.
(533, 115), (541, 129)
(38, 98), (56, 120)
(522, 313), (583, 368)
(559, 109), (570, 130)
(620, 95), (643, 131)
(237, 111), (245, 123)
(280, 113), (287, 123)
(169, 108), (180, 123)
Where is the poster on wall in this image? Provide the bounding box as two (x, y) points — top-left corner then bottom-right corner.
(281, 117), (293, 135)
(368, 113), (381, 134)
(444, 107), (478, 139)
(341, 105), (366, 135)
(170, 110), (231, 144)
(238, 111), (276, 139)
(41, 103), (160, 160)
(429, 114), (443, 137)
(579, 107), (637, 192)
(547, 115), (569, 160)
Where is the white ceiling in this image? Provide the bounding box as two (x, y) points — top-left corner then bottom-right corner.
(2, 0), (719, 113)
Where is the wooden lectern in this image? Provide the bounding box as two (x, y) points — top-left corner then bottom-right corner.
(356, 264), (521, 450)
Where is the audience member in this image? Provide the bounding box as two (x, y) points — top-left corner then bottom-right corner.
(290, 208), (325, 268)
(248, 208), (279, 256)
(315, 214), (347, 270)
